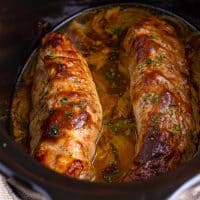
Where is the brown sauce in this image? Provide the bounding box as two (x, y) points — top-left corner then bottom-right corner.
(11, 6), (200, 183)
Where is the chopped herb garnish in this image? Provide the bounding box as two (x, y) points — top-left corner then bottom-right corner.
(49, 108), (54, 114)
(150, 34), (155, 39)
(146, 58), (152, 65)
(174, 124), (181, 132)
(105, 71), (115, 80)
(152, 94), (159, 104)
(111, 122), (121, 132)
(103, 175), (113, 183)
(72, 103), (86, 110)
(50, 126), (59, 137)
(151, 125), (158, 130)
(155, 54), (165, 63)
(173, 87), (177, 92)
(78, 103), (86, 109)
(60, 97), (68, 104)
(64, 111), (73, 119)
(123, 119), (129, 125)
(151, 113), (162, 124)
(56, 61), (61, 64)
(111, 27), (123, 36)
(48, 54), (60, 59)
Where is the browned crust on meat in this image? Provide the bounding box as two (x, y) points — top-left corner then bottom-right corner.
(30, 33), (102, 180)
(123, 17), (199, 181)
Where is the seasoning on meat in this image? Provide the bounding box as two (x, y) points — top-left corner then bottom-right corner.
(29, 33), (102, 180)
(122, 17), (199, 181)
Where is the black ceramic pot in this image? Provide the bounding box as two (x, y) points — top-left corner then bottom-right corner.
(0, 1), (199, 199)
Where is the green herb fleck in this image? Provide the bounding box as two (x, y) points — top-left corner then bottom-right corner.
(151, 125), (158, 130)
(123, 119), (129, 125)
(152, 94), (159, 104)
(48, 54), (60, 59)
(173, 87), (177, 93)
(60, 97), (68, 104)
(103, 175), (113, 183)
(111, 27), (123, 36)
(150, 34), (155, 39)
(105, 71), (115, 80)
(50, 126), (59, 137)
(146, 58), (152, 65)
(151, 113), (162, 124)
(49, 108), (54, 114)
(111, 122), (121, 132)
(64, 112), (73, 119)
(56, 61), (61, 64)
(155, 54), (165, 63)
(78, 103), (86, 109)
(174, 124), (181, 132)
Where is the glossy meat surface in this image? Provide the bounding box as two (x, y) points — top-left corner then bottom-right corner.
(123, 17), (199, 181)
(29, 33), (102, 180)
